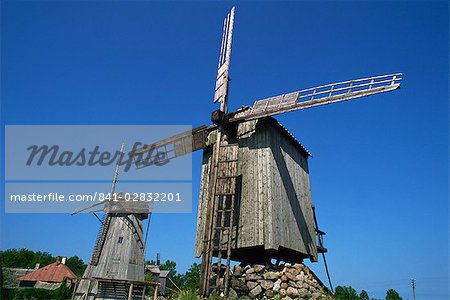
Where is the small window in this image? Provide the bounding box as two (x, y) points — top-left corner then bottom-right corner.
(118, 236), (123, 244)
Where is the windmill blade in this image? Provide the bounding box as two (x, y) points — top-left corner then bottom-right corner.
(228, 73), (402, 123)
(129, 125), (214, 169)
(72, 144), (125, 216)
(71, 200), (106, 216)
(213, 6), (235, 113)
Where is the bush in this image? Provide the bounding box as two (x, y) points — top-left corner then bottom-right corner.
(335, 286), (360, 300)
(11, 283), (72, 300)
(176, 289), (199, 300)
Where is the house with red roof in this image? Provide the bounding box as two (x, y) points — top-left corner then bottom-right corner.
(18, 257), (76, 290)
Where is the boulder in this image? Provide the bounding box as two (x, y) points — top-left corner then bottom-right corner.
(249, 285), (262, 298)
(245, 268), (255, 274)
(295, 274), (306, 281)
(246, 273), (262, 281)
(246, 281), (258, 290)
(285, 272), (298, 281)
(228, 288), (238, 299)
(298, 288), (309, 298)
(300, 282), (309, 290)
(263, 271), (279, 280)
(259, 280), (274, 290)
(288, 268), (300, 276)
(265, 290), (274, 298)
(273, 279), (282, 292)
(293, 263), (303, 269)
(279, 289), (287, 297)
(281, 275), (288, 282)
(253, 264), (265, 273)
(286, 287), (299, 297)
(280, 282), (288, 289)
(231, 278), (248, 293)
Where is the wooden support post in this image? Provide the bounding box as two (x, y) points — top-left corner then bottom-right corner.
(142, 285), (146, 299)
(128, 283), (134, 300)
(215, 195), (225, 290)
(224, 194), (236, 295)
(153, 285), (159, 300)
(85, 279), (92, 300)
(71, 278), (79, 300)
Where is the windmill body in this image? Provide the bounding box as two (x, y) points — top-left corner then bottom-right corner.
(73, 196), (149, 300)
(195, 117), (320, 264)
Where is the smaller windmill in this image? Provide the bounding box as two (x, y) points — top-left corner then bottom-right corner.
(72, 145), (152, 300)
(129, 6), (402, 297)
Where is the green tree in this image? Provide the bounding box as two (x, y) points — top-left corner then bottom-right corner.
(1, 259), (4, 300)
(0, 249), (53, 269)
(158, 260), (184, 291)
(360, 290), (370, 300)
(0, 249), (86, 277)
(159, 260), (177, 275)
(183, 263), (200, 291)
(144, 273), (155, 296)
(385, 289), (402, 300)
(334, 286), (360, 300)
(66, 256), (86, 277)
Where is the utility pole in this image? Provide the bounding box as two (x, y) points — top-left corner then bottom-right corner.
(411, 278), (416, 300)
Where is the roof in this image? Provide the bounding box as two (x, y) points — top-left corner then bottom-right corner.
(231, 106), (312, 157)
(18, 262), (76, 283)
(159, 270), (170, 278)
(145, 264), (161, 274)
(265, 117), (312, 157)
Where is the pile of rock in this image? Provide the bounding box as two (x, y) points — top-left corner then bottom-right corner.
(229, 262), (330, 299)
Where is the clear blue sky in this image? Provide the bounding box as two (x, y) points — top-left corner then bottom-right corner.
(1, 1), (448, 299)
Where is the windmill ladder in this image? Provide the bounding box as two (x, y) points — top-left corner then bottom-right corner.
(90, 214), (112, 266)
(209, 142), (239, 295)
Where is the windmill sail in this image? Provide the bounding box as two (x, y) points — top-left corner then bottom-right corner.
(129, 125), (214, 169)
(228, 73), (402, 122)
(213, 6), (235, 113)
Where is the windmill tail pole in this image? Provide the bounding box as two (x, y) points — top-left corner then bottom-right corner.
(143, 213), (152, 257)
(322, 252), (334, 294)
(312, 205), (334, 293)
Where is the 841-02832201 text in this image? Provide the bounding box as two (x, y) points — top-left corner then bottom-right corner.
(9, 192), (183, 202)
(98, 192), (182, 202)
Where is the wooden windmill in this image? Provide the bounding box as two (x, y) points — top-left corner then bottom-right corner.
(129, 6), (402, 297)
(72, 145), (152, 300)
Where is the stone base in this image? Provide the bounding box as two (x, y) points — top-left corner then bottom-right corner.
(229, 262), (332, 299)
